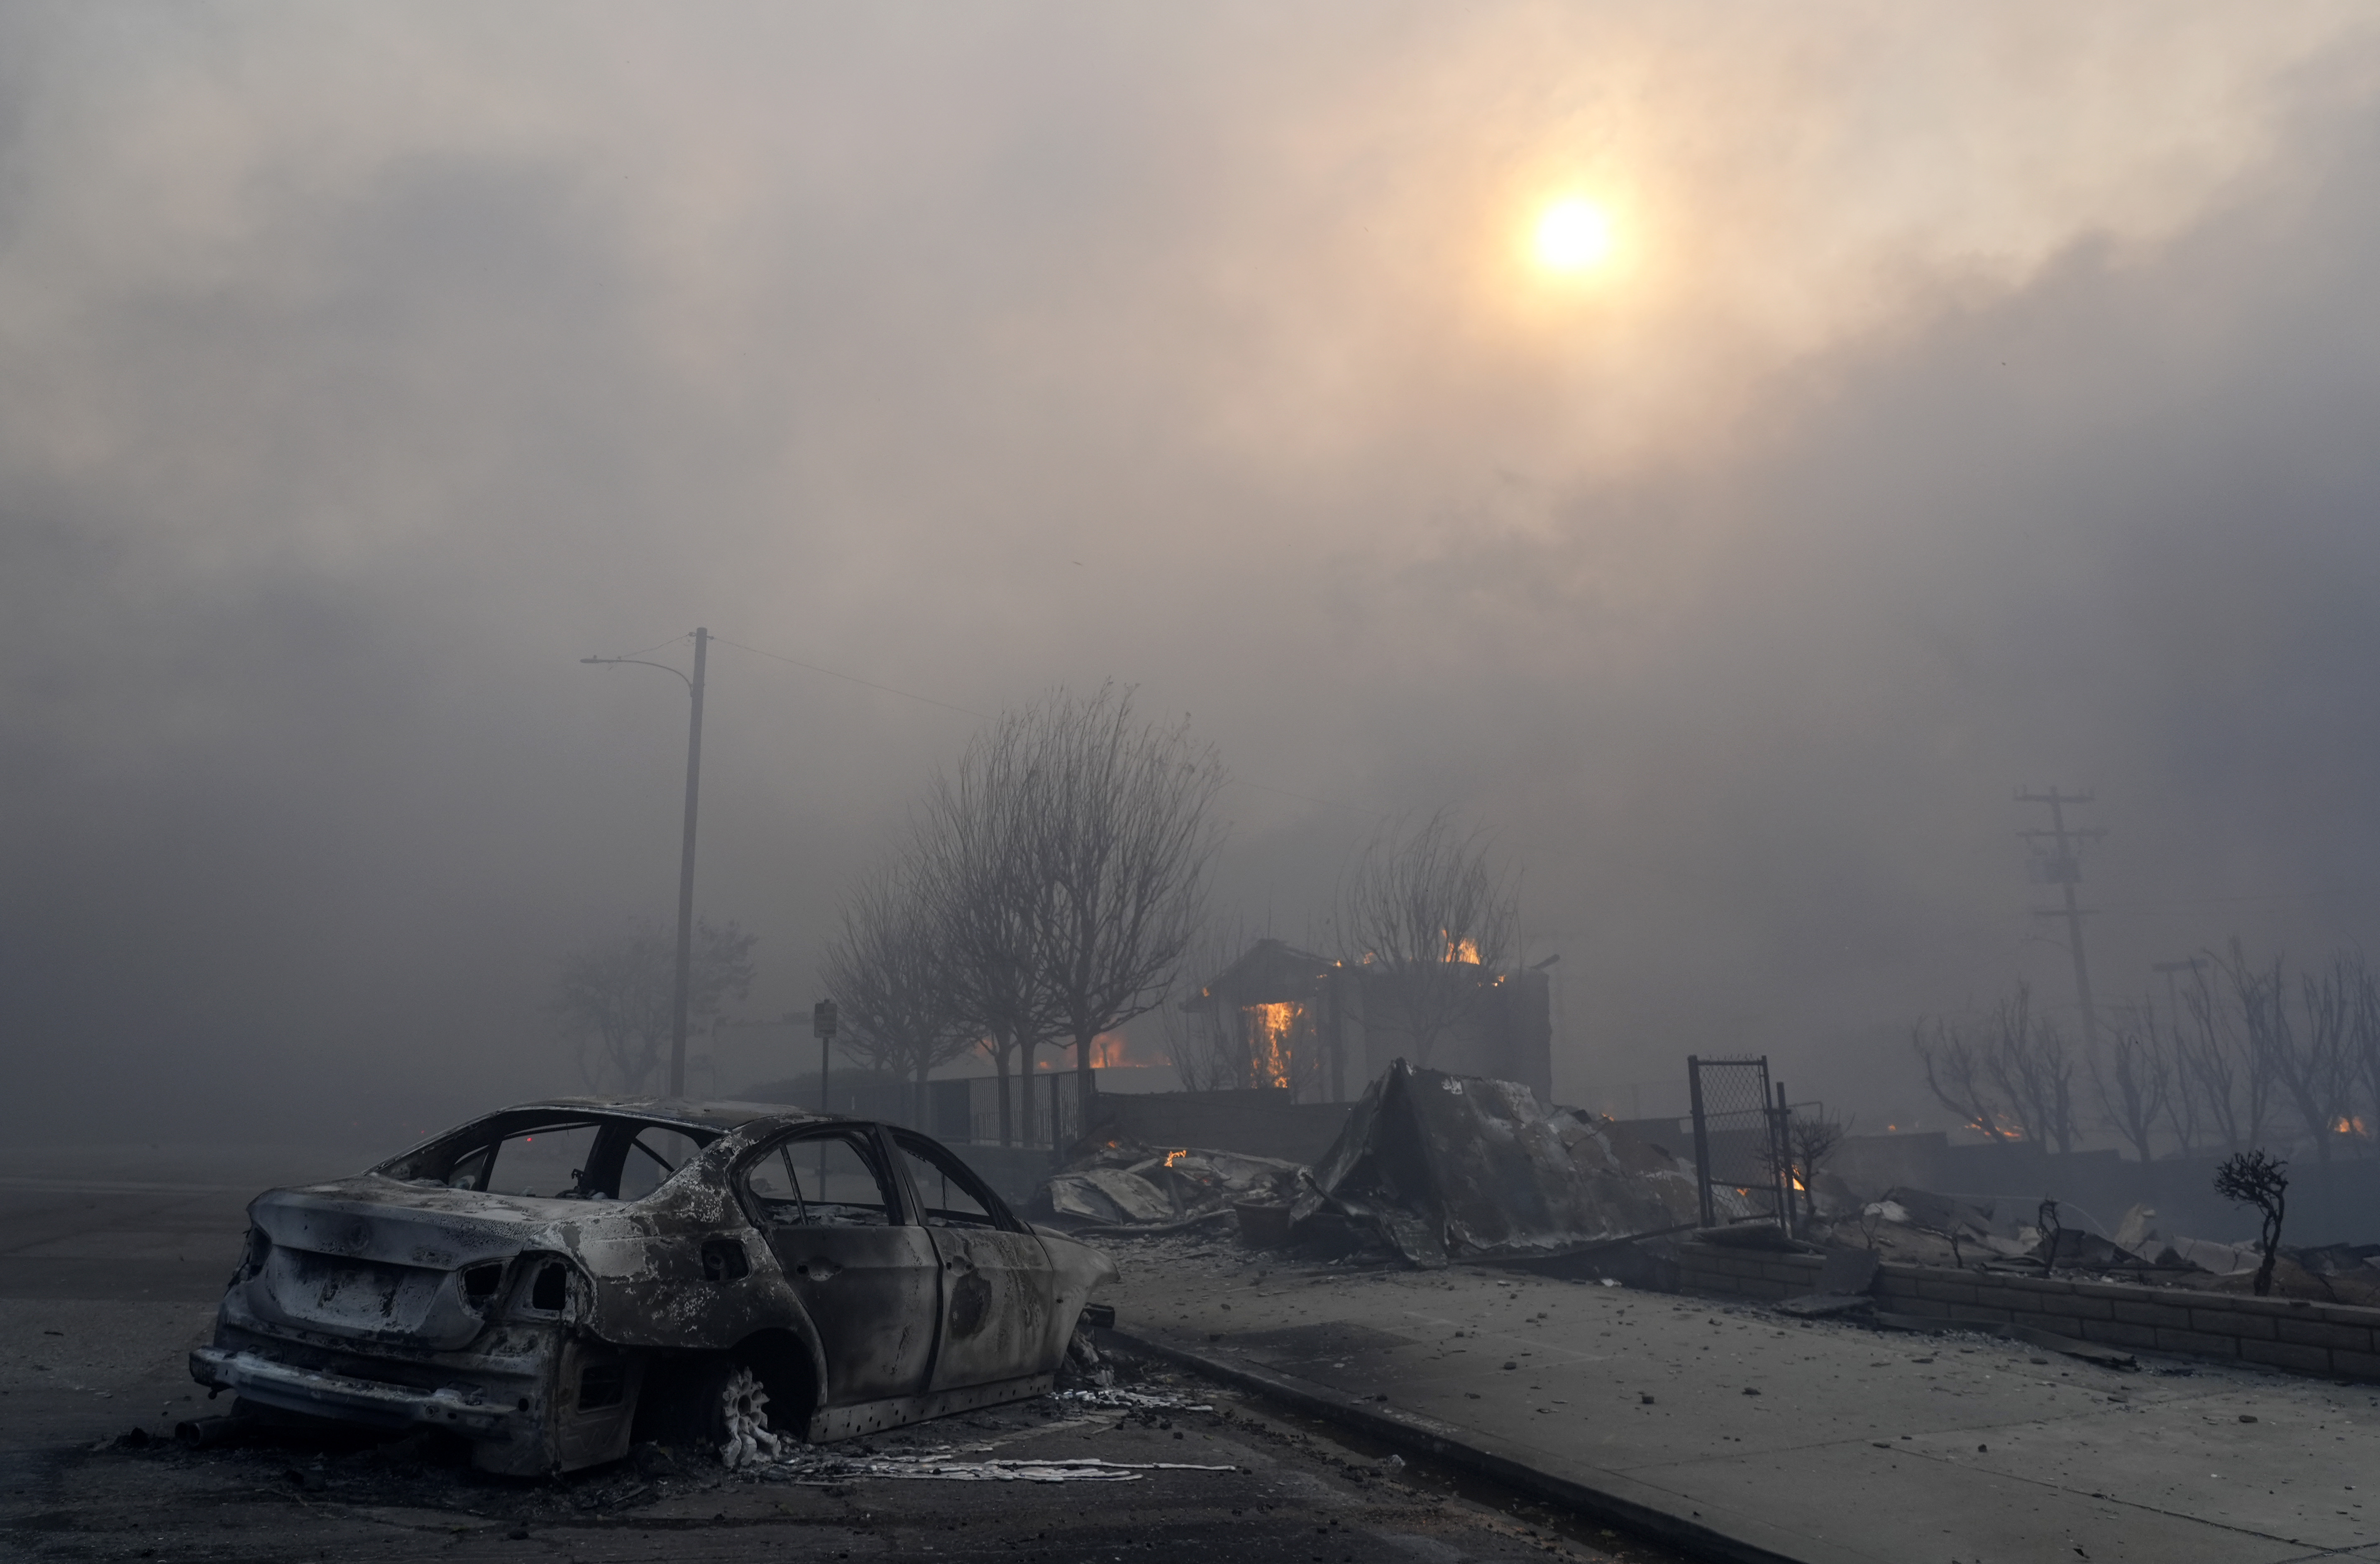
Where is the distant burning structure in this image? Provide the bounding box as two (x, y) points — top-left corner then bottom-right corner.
(1179, 937), (1552, 1105)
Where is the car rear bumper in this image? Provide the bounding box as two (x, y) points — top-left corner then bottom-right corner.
(190, 1346), (515, 1439)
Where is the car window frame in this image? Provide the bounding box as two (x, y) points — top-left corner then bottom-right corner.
(736, 1124), (911, 1230)
(376, 1112), (721, 1200)
(886, 1129), (1026, 1235)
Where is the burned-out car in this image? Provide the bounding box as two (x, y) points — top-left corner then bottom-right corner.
(191, 1098), (1118, 1474)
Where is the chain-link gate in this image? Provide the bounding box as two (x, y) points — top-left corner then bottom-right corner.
(1686, 1055), (1789, 1229)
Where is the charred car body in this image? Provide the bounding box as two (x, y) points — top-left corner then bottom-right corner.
(191, 1099), (1117, 1474)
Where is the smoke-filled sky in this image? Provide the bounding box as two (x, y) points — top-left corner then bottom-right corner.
(7, 3), (2380, 1144)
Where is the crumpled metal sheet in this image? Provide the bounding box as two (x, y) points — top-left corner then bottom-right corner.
(1294, 1060), (1700, 1268)
(1045, 1145), (1305, 1230)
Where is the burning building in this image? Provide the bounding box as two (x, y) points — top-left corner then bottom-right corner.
(1178, 937), (1552, 1105)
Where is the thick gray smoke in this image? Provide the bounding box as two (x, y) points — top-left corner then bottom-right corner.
(5, 6), (2380, 1144)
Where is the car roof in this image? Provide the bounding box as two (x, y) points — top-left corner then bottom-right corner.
(498, 1096), (837, 1133)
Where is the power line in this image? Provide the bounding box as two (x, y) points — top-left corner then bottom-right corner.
(607, 631), (694, 661)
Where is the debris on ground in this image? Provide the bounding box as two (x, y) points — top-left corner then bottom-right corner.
(750, 1451), (1237, 1483)
(1288, 1061), (1719, 1269)
(1043, 1141), (1305, 1232)
(1812, 1186), (2380, 1304)
(1051, 1386), (1216, 1413)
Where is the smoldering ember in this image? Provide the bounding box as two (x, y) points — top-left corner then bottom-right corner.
(12, 9), (2380, 1564)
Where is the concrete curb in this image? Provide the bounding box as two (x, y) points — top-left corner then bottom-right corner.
(1104, 1327), (1857, 1564)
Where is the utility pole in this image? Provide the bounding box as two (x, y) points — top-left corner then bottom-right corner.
(669, 629), (708, 1098)
(581, 626), (709, 1098)
(2016, 786), (2104, 1051)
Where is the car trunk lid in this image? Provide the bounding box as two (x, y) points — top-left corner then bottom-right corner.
(242, 1178), (567, 1349)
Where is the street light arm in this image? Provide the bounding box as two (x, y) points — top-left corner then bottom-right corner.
(580, 655), (695, 692)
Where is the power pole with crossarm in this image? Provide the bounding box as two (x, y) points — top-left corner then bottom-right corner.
(2017, 785), (2104, 1051)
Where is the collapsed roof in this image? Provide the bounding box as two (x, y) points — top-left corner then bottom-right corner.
(1290, 1059), (1709, 1268)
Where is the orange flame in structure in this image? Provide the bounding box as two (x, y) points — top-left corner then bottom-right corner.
(1164, 1149), (1188, 1167)
(1443, 933), (1481, 965)
(1084, 1032), (1158, 1069)
(1245, 1001), (1300, 1090)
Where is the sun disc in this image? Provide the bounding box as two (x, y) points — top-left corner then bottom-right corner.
(1534, 198), (1614, 272)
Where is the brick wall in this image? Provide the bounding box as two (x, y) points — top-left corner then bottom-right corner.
(1671, 1240), (2380, 1383)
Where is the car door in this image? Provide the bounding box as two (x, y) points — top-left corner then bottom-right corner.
(741, 1127), (939, 1407)
(889, 1131), (1059, 1393)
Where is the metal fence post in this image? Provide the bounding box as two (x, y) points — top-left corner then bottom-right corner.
(1688, 1055), (1714, 1228)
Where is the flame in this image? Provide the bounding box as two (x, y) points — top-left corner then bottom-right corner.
(1245, 1001), (1301, 1090)
(1080, 1032), (1160, 1069)
(1163, 1149), (1188, 1167)
(1967, 1119), (2025, 1140)
(1443, 933), (1481, 965)
(2335, 1117), (2368, 1136)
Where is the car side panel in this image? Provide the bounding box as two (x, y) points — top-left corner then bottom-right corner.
(918, 1227), (1055, 1392)
(767, 1225), (941, 1405)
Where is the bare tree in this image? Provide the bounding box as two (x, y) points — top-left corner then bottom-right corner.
(1335, 810), (1517, 1068)
(913, 713), (1066, 1146)
(555, 917), (755, 1094)
(2152, 992), (2205, 1158)
(1913, 983), (2075, 1150)
(2213, 1148), (2290, 1298)
(2089, 1003), (2172, 1163)
(2173, 952), (2269, 1153)
(2351, 956), (2380, 1158)
(821, 864), (979, 1129)
(1913, 1015), (2019, 1141)
(2267, 952), (2360, 1165)
(1982, 983), (2078, 1153)
(1013, 685), (1227, 1134)
(915, 683), (1224, 1143)
(1770, 1107), (1852, 1232)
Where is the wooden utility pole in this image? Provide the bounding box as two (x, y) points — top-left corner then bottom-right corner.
(2017, 786), (2104, 1051)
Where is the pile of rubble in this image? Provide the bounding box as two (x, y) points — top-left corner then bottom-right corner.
(1043, 1141), (1303, 1231)
(1833, 1190), (2380, 1303)
(1289, 1061), (1721, 1268)
(1039, 1063), (1722, 1266)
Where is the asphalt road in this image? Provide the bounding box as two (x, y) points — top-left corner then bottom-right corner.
(0, 1146), (1695, 1564)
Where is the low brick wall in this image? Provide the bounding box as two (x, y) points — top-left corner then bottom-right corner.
(1671, 1239), (2380, 1383)
(1673, 1243), (1823, 1302)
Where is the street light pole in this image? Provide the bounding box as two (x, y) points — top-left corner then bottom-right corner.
(581, 627), (709, 1098)
(668, 629), (709, 1097)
